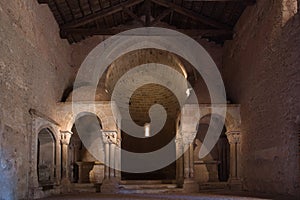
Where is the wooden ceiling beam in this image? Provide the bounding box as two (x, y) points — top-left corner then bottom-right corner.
(123, 7), (145, 26)
(61, 0), (144, 29)
(145, 0), (152, 26)
(37, 0), (50, 4)
(152, 0), (231, 29)
(61, 26), (233, 39)
(183, 0), (255, 5)
(150, 8), (172, 26)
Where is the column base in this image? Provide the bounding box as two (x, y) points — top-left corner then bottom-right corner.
(183, 179), (199, 193)
(101, 177), (119, 193)
(228, 178), (242, 190)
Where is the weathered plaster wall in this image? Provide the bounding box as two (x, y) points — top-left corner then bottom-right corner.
(223, 0), (300, 197)
(0, 0), (73, 199)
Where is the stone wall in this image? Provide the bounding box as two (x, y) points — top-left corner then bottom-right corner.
(223, 0), (300, 197)
(0, 0), (73, 199)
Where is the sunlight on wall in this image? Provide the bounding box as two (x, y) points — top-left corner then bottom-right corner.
(282, 0), (298, 26)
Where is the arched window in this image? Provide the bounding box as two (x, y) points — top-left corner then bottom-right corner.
(37, 128), (56, 185)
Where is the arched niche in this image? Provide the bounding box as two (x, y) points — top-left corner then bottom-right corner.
(37, 128), (56, 185)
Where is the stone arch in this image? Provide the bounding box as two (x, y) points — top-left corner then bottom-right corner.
(37, 128), (56, 185)
(195, 113), (230, 182)
(198, 109), (240, 133)
(69, 112), (104, 183)
(63, 105), (115, 132)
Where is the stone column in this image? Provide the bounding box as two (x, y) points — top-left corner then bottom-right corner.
(60, 130), (72, 185)
(226, 130), (241, 190)
(183, 144), (190, 179)
(189, 143), (194, 178)
(115, 138), (122, 179)
(182, 134), (198, 193)
(101, 131), (119, 193)
(104, 142), (110, 178)
(110, 143), (116, 177)
(175, 136), (184, 187)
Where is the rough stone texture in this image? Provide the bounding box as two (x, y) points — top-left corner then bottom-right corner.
(223, 0), (300, 197)
(0, 0), (74, 199)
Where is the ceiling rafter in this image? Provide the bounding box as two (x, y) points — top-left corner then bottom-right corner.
(150, 8), (172, 26)
(37, 0), (255, 43)
(152, 0), (231, 29)
(61, 0), (144, 30)
(123, 7), (145, 25)
(61, 24), (233, 38)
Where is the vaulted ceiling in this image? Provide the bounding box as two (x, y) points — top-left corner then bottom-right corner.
(37, 0), (255, 44)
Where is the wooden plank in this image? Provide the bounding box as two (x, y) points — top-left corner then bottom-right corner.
(145, 0), (151, 26)
(61, 0), (144, 29)
(182, 0), (255, 5)
(38, 0), (255, 5)
(152, 0), (231, 29)
(123, 7), (145, 25)
(62, 26), (233, 38)
(151, 8), (172, 26)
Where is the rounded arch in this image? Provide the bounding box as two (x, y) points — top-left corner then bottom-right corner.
(37, 128), (56, 185)
(65, 109), (107, 132)
(195, 113), (230, 182)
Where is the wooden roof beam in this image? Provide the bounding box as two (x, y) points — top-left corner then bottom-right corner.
(61, 0), (144, 29)
(37, 0), (50, 4)
(150, 8), (172, 26)
(152, 0), (232, 29)
(182, 0), (255, 5)
(61, 26), (233, 38)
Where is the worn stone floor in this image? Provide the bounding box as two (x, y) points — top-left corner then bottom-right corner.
(39, 192), (297, 200)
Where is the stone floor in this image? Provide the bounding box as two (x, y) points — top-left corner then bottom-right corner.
(39, 192), (296, 200)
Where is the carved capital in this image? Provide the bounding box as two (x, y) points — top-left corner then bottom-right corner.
(182, 132), (196, 146)
(103, 130), (118, 144)
(60, 130), (73, 145)
(226, 130), (240, 144)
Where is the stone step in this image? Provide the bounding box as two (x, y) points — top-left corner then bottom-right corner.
(120, 184), (177, 190)
(118, 183), (183, 194)
(119, 180), (175, 185)
(71, 183), (98, 193)
(199, 182), (229, 190)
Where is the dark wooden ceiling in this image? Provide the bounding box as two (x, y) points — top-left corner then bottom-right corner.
(38, 0), (255, 44)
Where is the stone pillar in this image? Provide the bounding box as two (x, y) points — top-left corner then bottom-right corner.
(175, 136), (184, 187)
(226, 130), (241, 190)
(110, 143), (116, 177)
(60, 130), (72, 186)
(101, 131), (119, 193)
(104, 142), (110, 178)
(189, 143), (194, 178)
(183, 144), (190, 179)
(115, 138), (121, 180)
(182, 134), (198, 193)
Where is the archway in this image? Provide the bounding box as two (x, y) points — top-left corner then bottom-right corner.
(194, 114), (230, 183)
(37, 128), (56, 186)
(69, 113), (104, 183)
